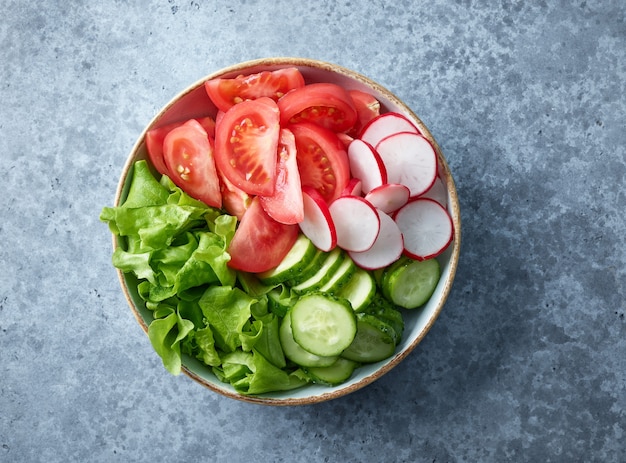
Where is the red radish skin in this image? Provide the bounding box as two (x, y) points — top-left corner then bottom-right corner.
(329, 196), (380, 252)
(394, 198), (453, 260)
(299, 186), (337, 252)
(375, 132), (437, 198)
(359, 112), (420, 148)
(341, 177), (363, 197)
(347, 139), (387, 194)
(349, 208), (404, 270)
(365, 183), (410, 214)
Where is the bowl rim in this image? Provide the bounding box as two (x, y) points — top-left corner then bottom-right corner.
(112, 57), (461, 406)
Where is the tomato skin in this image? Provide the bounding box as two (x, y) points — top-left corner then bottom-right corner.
(219, 171), (252, 221)
(289, 122), (350, 204)
(145, 117), (216, 176)
(162, 119), (222, 208)
(348, 90), (380, 137)
(214, 97), (280, 196)
(205, 68), (305, 113)
(259, 129), (304, 224)
(227, 196), (299, 273)
(277, 82), (358, 133)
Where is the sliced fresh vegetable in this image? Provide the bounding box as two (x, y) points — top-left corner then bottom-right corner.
(394, 198), (453, 260)
(349, 208), (404, 270)
(279, 311), (339, 367)
(329, 195), (380, 252)
(347, 138), (387, 194)
(291, 247), (344, 293)
(338, 266), (377, 312)
(290, 122), (350, 203)
(348, 89), (381, 137)
(205, 67), (305, 112)
(145, 116), (216, 176)
(419, 175), (448, 207)
(341, 313), (397, 363)
(364, 183), (410, 214)
(162, 119), (222, 208)
(227, 196), (299, 273)
(214, 97), (280, 196)
(304, 358), (359, 386)
(219, 171), (252, 221)
(341, 177), (362, 197)
(382, 256), (440, 309)
(318, 254), (357, 294)
(359, 112), (420, 148)
(259, 128), (304, 224)
(257, 234), (318, 285)
(375, 131), (437, 198)
(299, 186), (337, 252)
(278, 82), (358, 133)
(290, 292), (357, 357)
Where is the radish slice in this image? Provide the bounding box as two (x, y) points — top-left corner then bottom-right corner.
(359, 112), (420, 148)
(347, 139), (387, 194)
(365, 183), (410, 214)
(341, 177), (363, 197)
(375, 132), (437, 198)
(349, 209), (404, 270)
(394, 198), (453, 260)
(299, 187), (337, 252)
(329, 196), (380, 252)
(419, 176), (447, 208)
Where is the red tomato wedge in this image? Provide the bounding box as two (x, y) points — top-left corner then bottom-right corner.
(348, 89), (380, 137)
(205, 68), (305, 113)
(219, 171), (252, 221)
(145, 117), (216, 176)
(278, 83), (358, 133)
(162, 119), (222, 208)
(289, 122), (350, 204)
(214, 97), (280, 196)
(259, 128), (304, 224)
(227, 196), (300, 273)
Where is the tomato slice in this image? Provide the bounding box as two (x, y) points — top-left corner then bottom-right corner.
(205, 68), (305, 113)
(348, 90), (380, 137)
(162, 119), (222, 208)
(214, 97), (280, 196)
(277, 82), (358, 133)
(145, 117), (216, 176)
(227, 196), (300, 273)
(219, 171), (252, 221)
(259, 129), (304, 224)
(289, 122), (350, 203)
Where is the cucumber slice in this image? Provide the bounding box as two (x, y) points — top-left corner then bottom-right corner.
(291, 248), (344, 293)
(279, 311), (338, 367)
(318, 255), (356, 294)
(290, 292), (357, 357)
(305, 358), (360, 386)
(383, 257), (440, 309)
(286, 249), (324, 286)
(338, 267), (376, 311)
(257, 234), (318, 285)
(361, 294), (404, 342)
(267, 285), (298, 318)
(341, 313), (397, 363)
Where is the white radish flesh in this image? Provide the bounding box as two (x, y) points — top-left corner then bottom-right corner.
(299, 187), (337, 252)
(394, 198), (453, 260)
(360, 112), (420, 148)
(349, 208), (404, 270)
(375, 132), (437, 198)
(347, 139), (387, 194)
(365, 183), (410, 214)
(329, 196), (380, 252)
(419, 175), (448, 208)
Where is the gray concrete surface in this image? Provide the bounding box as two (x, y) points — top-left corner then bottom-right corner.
(1, 1), (625, 462)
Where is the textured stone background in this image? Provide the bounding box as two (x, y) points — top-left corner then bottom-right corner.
(1, 1), (625, 462)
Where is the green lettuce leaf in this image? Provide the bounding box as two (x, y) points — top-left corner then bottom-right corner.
(147, 306), (195, 375)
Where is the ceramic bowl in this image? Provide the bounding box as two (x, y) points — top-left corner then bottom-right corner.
(112, 57), (461, 405)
